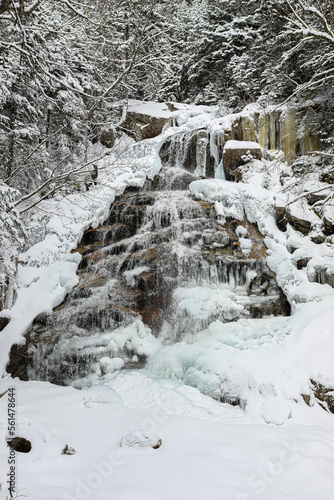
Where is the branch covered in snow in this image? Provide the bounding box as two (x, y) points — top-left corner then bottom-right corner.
(283, 0), (334, 96)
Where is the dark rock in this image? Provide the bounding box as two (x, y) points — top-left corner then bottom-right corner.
(100, 129), (115, 148)
(288, 214), (312, 235)
(223, 141), (261, 181)
(62, 444), (76, 455)
(310, 234), (325, 244)
(275, 205), (312, 235)
(306, 192), (327, 206)
(7, 437), (32, 453)
(276, 206), (287, 232)
(296, 258), (311, 270)
(0, 315), (10, 331)
(323, 215), (334, 236)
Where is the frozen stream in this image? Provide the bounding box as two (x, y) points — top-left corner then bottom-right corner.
(1, 101), (334, 500)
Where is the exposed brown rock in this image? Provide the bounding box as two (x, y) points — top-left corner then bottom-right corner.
(7, 437), (32, 453)
(100, 129), (115, 148)
(275, 205), (312, 235)
(223, 141), (262, 181)
(311, 380), (334, 413)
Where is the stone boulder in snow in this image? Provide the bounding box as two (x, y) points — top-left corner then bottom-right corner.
(223, 140), (262, 181)
(7, 437), (32, 453)
(120, 430), (162, 450)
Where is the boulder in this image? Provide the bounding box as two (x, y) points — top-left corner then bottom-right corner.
(223, 140), (262, 181)
(120, 430), (162, 450)
(100, 129), (115, 148)
(120, 100), (174, 141)
(7, 437), (32, 453)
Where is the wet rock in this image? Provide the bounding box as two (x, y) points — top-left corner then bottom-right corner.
(7, 437), (32, 453)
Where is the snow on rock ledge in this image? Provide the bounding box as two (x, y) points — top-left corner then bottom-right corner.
(223, 140), (262, 150)
(223, 140), (262, 181)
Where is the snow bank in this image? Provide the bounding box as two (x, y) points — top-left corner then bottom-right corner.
(224, 140), (261, 150)
(1, 379), (334, 500)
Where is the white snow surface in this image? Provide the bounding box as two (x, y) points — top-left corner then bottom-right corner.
(1, 102), (334, 500)
(224, 139), (262, 150)
(126, 99), (175, 118)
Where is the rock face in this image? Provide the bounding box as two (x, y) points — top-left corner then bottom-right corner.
(303, 381), (334, 413)
(125, 113), (171, 141)
(258, 106), (321, 164)
(275, 205), (312, 235)
(159, 129), (215, 178)
(7, 161), (289, 385)
(117, 100), (174, 141)
(223, 140), (262, 181)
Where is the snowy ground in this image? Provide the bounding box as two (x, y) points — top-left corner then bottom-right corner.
(1, 378), (334, 500)
(1, 102), (334, 499)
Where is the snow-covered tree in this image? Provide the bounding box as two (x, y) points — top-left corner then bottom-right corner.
(283, 0), (334, 98)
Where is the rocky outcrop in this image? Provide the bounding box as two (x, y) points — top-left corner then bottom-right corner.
(275, 205), (312, 235)
(119, 101), (174, 141)
(303, 380), (334, 413)
(159, 129), (215, 178)
(223, 140), (262, 181)
(215, 105), (321, 166)
(258, 106), (321, 164)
